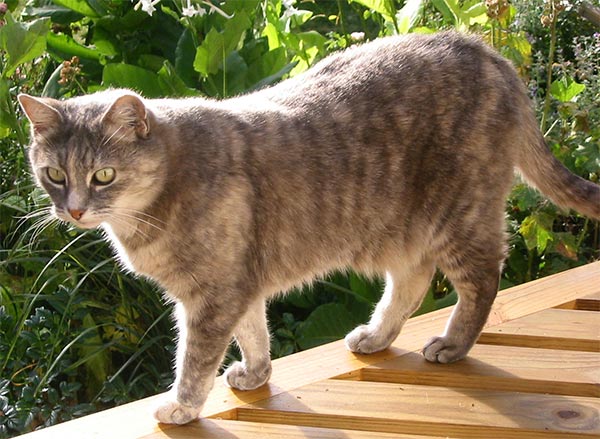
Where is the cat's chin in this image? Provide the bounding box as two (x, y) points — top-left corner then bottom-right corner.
(68, 219), (102, 229)
(56, 215), (102, 229)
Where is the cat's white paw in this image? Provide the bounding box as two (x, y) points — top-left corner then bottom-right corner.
(422, 336), (468, 364)
(153, 398), (201, 425)
(223, 361), (272, 391)
(345, 324), (392, 354)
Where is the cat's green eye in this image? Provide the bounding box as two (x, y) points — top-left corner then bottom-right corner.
(47, 167), (66, 184)
(93, 167), (116, 185)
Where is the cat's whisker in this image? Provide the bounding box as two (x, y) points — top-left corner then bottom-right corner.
(15, 208), (53, 239)
(107, 213), (154, 241)
(16, 206), (53, 228)
(110, 207), (168, 225)
(106, 210), (167, 233)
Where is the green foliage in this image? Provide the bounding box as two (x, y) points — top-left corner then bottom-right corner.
(0, 0), (598, 436)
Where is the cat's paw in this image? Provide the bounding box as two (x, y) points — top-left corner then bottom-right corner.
(345, 325), (392, 354)
(422, 336), (469, 364)
(223, 361), (272, 391)
(153, 399), (201, 425)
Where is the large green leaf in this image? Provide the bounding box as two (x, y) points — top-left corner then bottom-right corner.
(194, 11), (252, 76)
(41, 64), (64, 98)
(47, 32), (102, 60)
(0, 13), (50, 78)
(79, 313), (110, 392)
(396, 0), (424, 34)
(0, 78), (14, 138)
(550, 76), (586, 103)
(52, 0), (103, 18)
(175, 28), (197, 87)
(157, 62), (199, 97)
(519, 212), (555, 253)
(102, 63), (163, 98)
(297, 303), (362, 350)
(91, 27), (119, 57)
(351, 0), (396, 22)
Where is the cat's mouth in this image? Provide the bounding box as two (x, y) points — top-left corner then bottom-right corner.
(54, 209), (102, 229)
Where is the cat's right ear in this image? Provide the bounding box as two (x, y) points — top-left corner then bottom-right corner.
(17, 94), (62, 137)
(101, 94), (150, 141)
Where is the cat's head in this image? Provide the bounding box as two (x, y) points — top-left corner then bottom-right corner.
(18, 90), (168, 230)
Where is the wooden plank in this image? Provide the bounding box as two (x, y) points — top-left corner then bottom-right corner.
(479, 309), (600, 352)
(346, 345), (600, 397)
(17, 261), (600, 439)
(584, 292), (600, 300)
(238, 380), (600, 438)
(555, 295), (600, 311)
(484, 262), (600, 328)
(138, 419), (439, 439)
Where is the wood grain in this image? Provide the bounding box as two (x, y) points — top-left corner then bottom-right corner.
(138, 419), (438, 439)
(479, 309), (600, 352)
(349, 344), (600, 397)
(238, 379), (600, 438)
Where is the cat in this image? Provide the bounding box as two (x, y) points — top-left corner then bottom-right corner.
(18, 31), (600, 425)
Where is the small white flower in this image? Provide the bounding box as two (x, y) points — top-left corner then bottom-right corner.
(182, 0), (207, 17)
(134, 0), (160, 16)
(181, 5), (195, 16)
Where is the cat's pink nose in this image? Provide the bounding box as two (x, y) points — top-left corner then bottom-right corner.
(69, 209), (86, 220)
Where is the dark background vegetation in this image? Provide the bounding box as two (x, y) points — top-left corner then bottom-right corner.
(1, 0), (598, 436)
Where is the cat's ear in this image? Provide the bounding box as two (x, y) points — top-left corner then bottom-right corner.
(102, 94), (150, 140)
(17, 94), (62, 136)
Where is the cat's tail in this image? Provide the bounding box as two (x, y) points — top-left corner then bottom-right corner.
(517, 129), (600, 219)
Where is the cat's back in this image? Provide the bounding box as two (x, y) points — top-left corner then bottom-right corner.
(255, 31), (520, 111)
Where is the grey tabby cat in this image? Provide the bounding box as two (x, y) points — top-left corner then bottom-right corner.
(18, 31), (600, 424)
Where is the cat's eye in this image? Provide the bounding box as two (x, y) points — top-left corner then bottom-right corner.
(47, 167), (66, 184)
(93, 168), (116, 185)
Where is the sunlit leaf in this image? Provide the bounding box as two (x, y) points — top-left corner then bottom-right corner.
(0, 13), (50, 78)
(102, 63), (163, 97)
(47, 32), (102, 60)
(351, 0), (396, 22)
(396, 0), (424, 34)
(550, 76), (586, 103)
(519, 212), (555, 253)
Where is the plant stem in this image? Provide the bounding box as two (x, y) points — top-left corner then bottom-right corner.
(541, 2), (559, 133)
(336, 0), (347, 37)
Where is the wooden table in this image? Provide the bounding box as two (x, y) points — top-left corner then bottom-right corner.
(19, 262), (600, 438)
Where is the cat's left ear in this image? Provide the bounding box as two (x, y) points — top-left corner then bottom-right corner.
(17, 94), (63, 136)
(102, 94), (150, 140)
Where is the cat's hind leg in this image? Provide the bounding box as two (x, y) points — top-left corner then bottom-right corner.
(345, 260), (435, 354)
(223, 296), (272, 390)
(423, 238), (503, 364)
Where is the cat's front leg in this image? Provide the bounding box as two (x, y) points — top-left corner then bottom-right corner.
(223, 297), (272, 390)
(154, 300), (238, 425)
